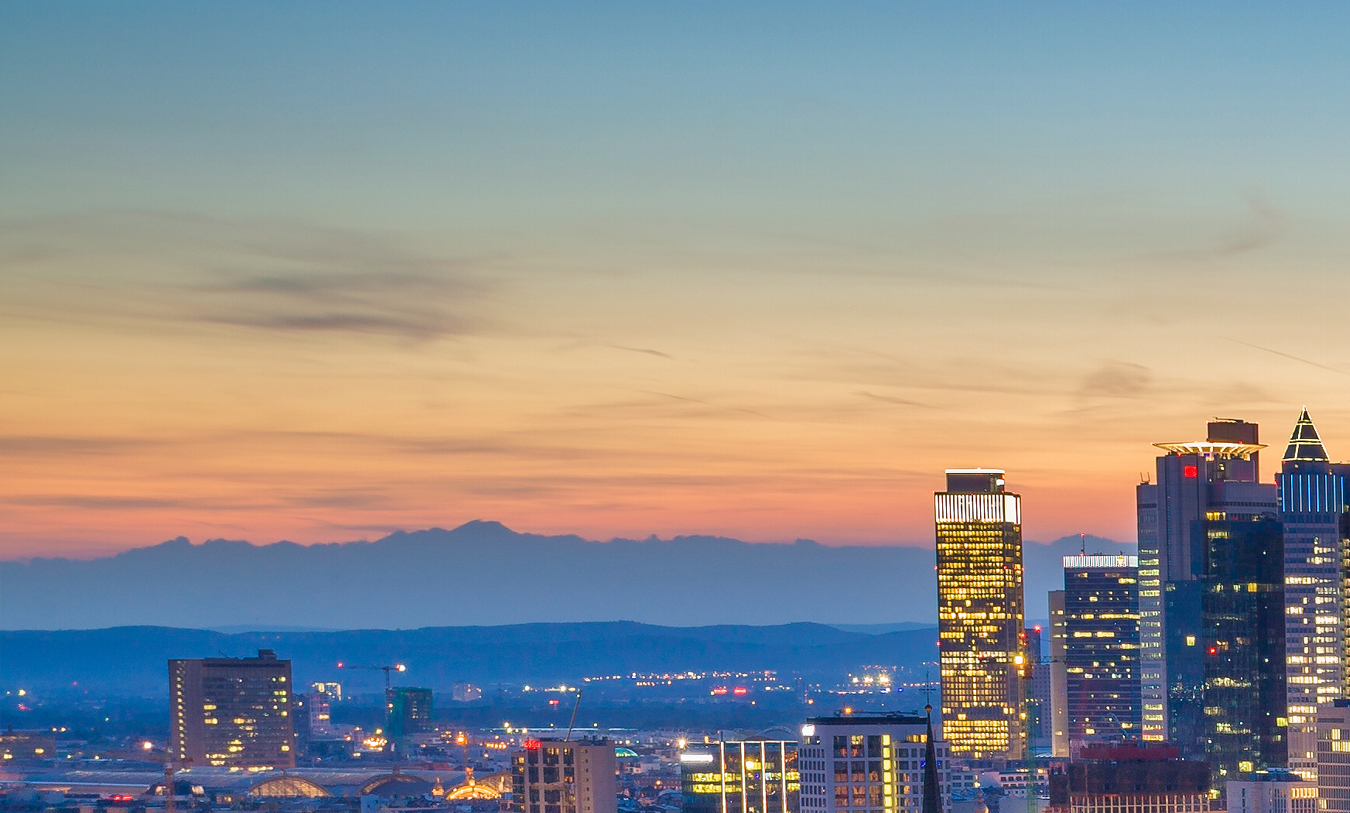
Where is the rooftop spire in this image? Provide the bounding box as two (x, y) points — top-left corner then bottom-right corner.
(1283, 407), (1329, 463)
(921, 704), (942, 813)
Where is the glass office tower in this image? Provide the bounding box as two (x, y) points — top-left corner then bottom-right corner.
(1135, 419), (1275, 751)
(1062, 554), (1141, 744)
(1278, 409), (1350, 777)
(1203, 514), (1287, 783)
(934, 468), (1026, 759)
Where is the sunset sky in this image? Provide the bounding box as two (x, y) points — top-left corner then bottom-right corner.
(4, 3), (1350, 559)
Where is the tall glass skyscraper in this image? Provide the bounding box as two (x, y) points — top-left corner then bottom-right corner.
(1135, 419), (1275, 752)
(934, 468), (1026, 759)
(1278, 409), (1350, 777)
(1203, 513), (1287, 783)
(1062, 554), (1141, 744)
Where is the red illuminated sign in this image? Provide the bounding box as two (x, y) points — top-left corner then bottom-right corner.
(1183, 465), (1198, 478)
(733, 687), (748, 696)
(548, 699), (560, 706)
(524, 739), (541, 750)
(711, 687), (728, 695)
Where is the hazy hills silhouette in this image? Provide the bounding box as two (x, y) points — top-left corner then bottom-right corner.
(0, 521), (1131, 630)
(0, 622), (944, 697)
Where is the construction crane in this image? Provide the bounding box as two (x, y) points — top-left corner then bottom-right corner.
(337, 661), (407, 694)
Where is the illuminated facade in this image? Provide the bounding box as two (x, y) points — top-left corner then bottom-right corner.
(1316, 701), (1350, 813)
(798, 714), (951, 813)
(1277, 409), (1350, 777)
(1063, 555), (1141, 744)
(681, 740), (799, 813)
(1135, 419), (1275, 752)
(507, 738), (617, 813)
(169, 649), (295, 769)
(934, 468), (1026, 759)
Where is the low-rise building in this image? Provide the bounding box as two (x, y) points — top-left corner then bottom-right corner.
(1047, 743), (1210, 813)
(797, 713), (951, 813)
(680, 740), (798, 813)
(506, 738), (617, 813)
(1225, 772), (1315, 813)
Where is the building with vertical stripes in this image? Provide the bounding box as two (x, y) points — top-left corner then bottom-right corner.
(681, 740), (799, 813)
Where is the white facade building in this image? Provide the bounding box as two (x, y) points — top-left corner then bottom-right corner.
(798, 713), (951, 813)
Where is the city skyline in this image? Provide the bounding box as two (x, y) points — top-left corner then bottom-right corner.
(6, 3), (1350, 558)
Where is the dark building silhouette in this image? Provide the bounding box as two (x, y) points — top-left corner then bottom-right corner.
(1136, 418), (1275, 751)
(1063, 555), (1141, 745)
(386, 686), (433, 737)
(169, 649), (294, 769)
(1048, 742), (1212, 813)
(1202, 514), (1287, 782)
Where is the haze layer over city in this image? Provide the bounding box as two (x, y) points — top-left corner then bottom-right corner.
(3, 7), (1350, 813)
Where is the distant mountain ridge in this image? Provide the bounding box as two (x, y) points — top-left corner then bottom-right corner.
(0, 521), (1130, 630)
(0, 622), (943, 697)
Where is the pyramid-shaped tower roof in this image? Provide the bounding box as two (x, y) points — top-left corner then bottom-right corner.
(1283, 407), (1329, 462)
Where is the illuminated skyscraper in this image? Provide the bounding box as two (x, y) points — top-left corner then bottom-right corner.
(1062, 554), (1141, 745)
(1135, 419), (1275, 751)
(934, 468), (1026, 759)
(169, 649), (295, 769)
(1278, 409), (1350, 776)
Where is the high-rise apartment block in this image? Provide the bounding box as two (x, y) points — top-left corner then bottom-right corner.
(1136, 419), (1276, 753)
(1278, 410), (1350, 776)
(1049, 590), (1069, 758)
(1062, 554), (1141, 744)
(1026, 625), (1053, 751)
(798, 713), (951, 813)
(934, 468), (1026, 759)
(169, 649), (295, 769)
(507, 738), (617, 813)
(681, 740), (799, 813)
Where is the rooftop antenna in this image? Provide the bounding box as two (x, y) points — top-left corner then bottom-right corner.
(1080, 533), (1087, 555)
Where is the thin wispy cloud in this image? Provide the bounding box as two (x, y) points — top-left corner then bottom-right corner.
(2, 211), (499, 340)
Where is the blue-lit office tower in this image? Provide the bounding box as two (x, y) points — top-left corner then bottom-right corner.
(1278, 409), (1350, 777)
(1135, 419), (1275, 753)
(1062, 555), (1141, 745)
